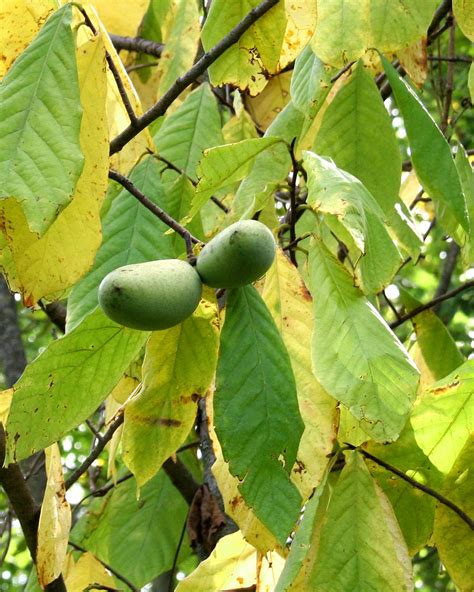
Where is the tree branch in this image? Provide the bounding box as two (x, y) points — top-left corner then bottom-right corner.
(108, 169), (201, 249)
(109, 0), (279, 155)
(432, 241), (460, 313)
(348, 444), (474, 531)
(109, 34), (165, 58)
(390, 280), (474, 329)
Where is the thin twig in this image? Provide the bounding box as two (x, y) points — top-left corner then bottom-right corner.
(433, 241), (460, 313)
(389, 280), (474, 329)
(0, 511), (12, 567)
(68, 541), (139, 592)
(109, 0), (279, 155)
(428, 55), (472, 63)
(167, 516), (188, 592)
(109, 34), (165, 58)
(382, 290), (402, 321)
(108, 169), (201, 245)
(126, 61), (159, 74)
(78, 7), (138, 126)
(330, 61), (355, 83)
(440, 14), (456, 133)
(347, 445), (474, 530)
(65, 413), (125, 490)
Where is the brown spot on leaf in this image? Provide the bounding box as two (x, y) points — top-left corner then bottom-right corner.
(431, 379), (459, 395)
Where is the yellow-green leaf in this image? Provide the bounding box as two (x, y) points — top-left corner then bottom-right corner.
(63, 552), (116, 592)
(262, 250), (337, 498)
(454, 0), (474, 40)
(123, 302), (219, 487)
(312, 0), (438, 67)
(433, 435), (474, 592)
(1, 34), (108, 305)
(306, 452), (412, 592)
(411, 360), (474, 475)
(201, 0), (286, 94)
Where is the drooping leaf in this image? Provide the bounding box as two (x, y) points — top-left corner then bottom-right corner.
(154, 83), (224, 179)
(314, 61), (401, 206)
(176, 531), (285, 592)
(188, 137), (281, 220)
(291, 45), (333, 118)
(66, 155), (177, 330)
(367, 423), (443, 554)
(0, 0), (54, 78)
(306, 452), (412, 592)
(72, 469), (191, 588)
(214, 285), (304, 544)
(154, 0), (200, 97)
(0, 4), (84, 235)
(312, 0), (438, 67)
(278, 0), (317, 69)
(433, 435), (474, 592)
(399, 287), (464, 380)
(123, 302), (219, 487)
(201, 0), (286, 94)
(455, 143), (474, 265)
(63, 553), (116, 592)
(304, 152), (403, 295)
(0, 34), (108, 306)
(453, 0), (474, 40)
(4, 308), (147, 463)
(88, 0), (149, 36)
(381, 55), (469, 234)
(36, 444), (71, 588)
(308, 237), (419, 442)
(263, 250), (337, 498)
(245, 71), (293, 132)
(410, 360), (474, 475)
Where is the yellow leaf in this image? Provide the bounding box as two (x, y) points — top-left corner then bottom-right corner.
(397, 39), (428, 88)
(279, 0), (317, 69)
(123, 302), (219, 487)
(176, 531), (284, 592)
(1, 34), (109, 305)
(84, 4), (154, 175)
(202, 0), (287, 95)
(0, 0), (54, 78)
(36, 444), (71, 588)
(0, 389), (13, 427)
(245, 71), (292, 131)
(262, 250), (338, 499)
(88, 0), (148, 36)
(63, 552), (116, 592)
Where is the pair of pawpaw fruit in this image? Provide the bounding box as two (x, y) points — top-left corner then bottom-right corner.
(98, 220), (276, 331)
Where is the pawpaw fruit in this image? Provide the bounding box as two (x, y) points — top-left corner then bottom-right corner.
(98, 259), (202, 330)
(196, 220), (276, 288)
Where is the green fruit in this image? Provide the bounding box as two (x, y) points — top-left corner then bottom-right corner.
(196, 220), (276, 288)
(98, 259), (202, 330)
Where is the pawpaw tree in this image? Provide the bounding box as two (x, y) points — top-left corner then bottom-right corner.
(0, 1), (473, 591)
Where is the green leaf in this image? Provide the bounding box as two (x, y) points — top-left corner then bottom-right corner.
(410, 360), (474, 475)
(214, 285), (304, 544)
(433, 435), (474, 592)
(188, 137), (281, 220)
(312, 0), (438, 67)
(72, 470), (191, 588)
(154, 83), (224, 179)
(304, 152), (402, 295)
(4, 308), (147, 463)
(308, 237), (419, 442)
(381, 55), (469, 234)
(314, 60), (401, 206)
(122, 303), (219, 487)
(399, 287), (464, 380)
(66, 156), (177, 330)
(307, 452), (412, 592)
(0, 4), (83, 235)
(201, 0), (286, 94)
(154, 0), (200, 96)
(291, 45), (333, 117)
